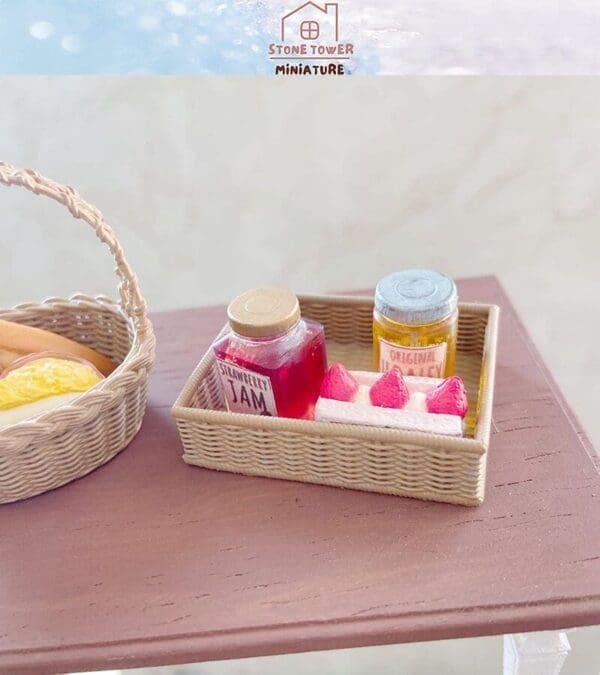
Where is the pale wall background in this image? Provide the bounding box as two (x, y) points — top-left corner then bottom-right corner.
(1, 76), (598, 447)
(1, 75), (599, 673)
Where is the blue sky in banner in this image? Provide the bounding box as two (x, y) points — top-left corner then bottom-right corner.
(0, 1), (598, 75)
(0, 0), (378, 74)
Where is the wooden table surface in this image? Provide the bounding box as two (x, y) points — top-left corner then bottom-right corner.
(1, 276), (599, 675)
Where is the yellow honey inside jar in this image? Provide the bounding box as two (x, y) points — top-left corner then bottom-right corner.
(373, 269), (458, 378)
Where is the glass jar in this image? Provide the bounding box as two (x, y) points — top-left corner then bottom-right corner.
(373, 269), (458, 378)
(212, 288), (327, 420)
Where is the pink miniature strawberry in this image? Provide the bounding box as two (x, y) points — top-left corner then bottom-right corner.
(369, 368), (410, 409)
(319, 363), (359, 402)
(425, 375), (468, 418)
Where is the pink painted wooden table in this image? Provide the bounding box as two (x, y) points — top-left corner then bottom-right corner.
(1, 277), (599, 674)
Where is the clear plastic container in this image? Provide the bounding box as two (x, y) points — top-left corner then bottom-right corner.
(212, 288), (327, 420)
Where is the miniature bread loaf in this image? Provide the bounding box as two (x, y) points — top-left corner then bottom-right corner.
(0, 319), (116, 376)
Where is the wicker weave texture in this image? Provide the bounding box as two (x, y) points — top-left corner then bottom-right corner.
(0, 163), (155, 504)
(173, 296), (499, 506)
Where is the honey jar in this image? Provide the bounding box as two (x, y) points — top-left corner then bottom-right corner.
(373, 269), (458, 378)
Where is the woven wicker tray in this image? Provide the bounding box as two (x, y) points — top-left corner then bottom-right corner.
(173, 295), (499, 506)
(0, 163), (155, 504)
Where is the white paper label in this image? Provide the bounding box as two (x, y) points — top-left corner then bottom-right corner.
(379, 338), (447, 378)
(216, 358), (278, 416)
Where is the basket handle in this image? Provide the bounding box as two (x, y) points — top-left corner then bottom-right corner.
(0, 162), (148, 337)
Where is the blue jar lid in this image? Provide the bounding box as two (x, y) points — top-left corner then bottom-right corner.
(374, 269), (458, 325)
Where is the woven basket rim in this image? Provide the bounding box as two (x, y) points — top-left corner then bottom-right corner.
(173, 402), (487, 455)
(172, 294), (499, 456)
(3, 293), (146, 350)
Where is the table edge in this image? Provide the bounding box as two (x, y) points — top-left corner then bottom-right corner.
(3, 595), (599, 674)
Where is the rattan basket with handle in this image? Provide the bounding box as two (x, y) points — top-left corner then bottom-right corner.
(0, 162), (155, 504)
(173, 296), (499, 506)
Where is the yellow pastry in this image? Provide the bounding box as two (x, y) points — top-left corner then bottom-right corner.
(0, 353), (104, 427)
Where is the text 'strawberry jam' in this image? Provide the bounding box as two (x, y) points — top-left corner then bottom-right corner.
(212, 288), (327, 420)
(373, 269), (458, 378)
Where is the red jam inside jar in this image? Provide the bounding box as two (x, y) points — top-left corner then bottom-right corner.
(212, 288), (327, 420)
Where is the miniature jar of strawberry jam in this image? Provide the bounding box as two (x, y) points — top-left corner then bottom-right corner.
(373, 269), (458, 378)
(212, 288), (327, 420)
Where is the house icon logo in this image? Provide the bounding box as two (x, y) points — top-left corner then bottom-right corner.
(268, 1), (352, 75)
(281, 2), (339, 43)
